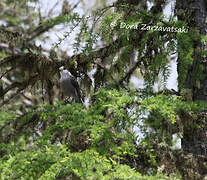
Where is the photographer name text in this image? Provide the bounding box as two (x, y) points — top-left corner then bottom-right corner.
(111, 22), (188, 33)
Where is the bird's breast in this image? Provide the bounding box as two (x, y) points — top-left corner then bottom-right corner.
(60, 78), (76, 97)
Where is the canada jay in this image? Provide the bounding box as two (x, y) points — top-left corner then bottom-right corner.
(59, 66), (82, 103)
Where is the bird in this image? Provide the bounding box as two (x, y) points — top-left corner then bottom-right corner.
(59, 66), (83, 103)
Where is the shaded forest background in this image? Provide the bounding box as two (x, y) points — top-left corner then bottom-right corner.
(0, 0), (207, 179)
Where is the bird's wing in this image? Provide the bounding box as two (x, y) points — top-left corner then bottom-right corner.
(70, 76), (81, 96)
(70, 75), (79, 88)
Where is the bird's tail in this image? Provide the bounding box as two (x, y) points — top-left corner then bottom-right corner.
(75, 92), (83, 104)
(75, 97), (82, 104)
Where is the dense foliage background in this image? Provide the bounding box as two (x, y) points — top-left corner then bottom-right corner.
(0, 0), (207, 179)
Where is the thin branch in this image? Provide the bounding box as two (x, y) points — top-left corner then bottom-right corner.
(0, 75), (39, 107)
(0, 67), (14, 79)
(48, 1), (60, 17)
(118, 58), (143, 86)
(71, 2), (81, 12)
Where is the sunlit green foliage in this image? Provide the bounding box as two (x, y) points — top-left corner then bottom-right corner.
(1, 89), (204, 179)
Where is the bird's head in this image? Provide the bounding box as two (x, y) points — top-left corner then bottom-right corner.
(59, 66), (64, 71)
(59, 66), (72, 77)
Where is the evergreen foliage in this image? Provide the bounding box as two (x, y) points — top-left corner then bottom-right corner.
(0, 89), (187, 179)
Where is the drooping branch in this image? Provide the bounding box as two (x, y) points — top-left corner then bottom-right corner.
(0, 14), (145, 106)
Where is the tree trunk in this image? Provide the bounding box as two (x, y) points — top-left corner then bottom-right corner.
(175, 0), (207, 176)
